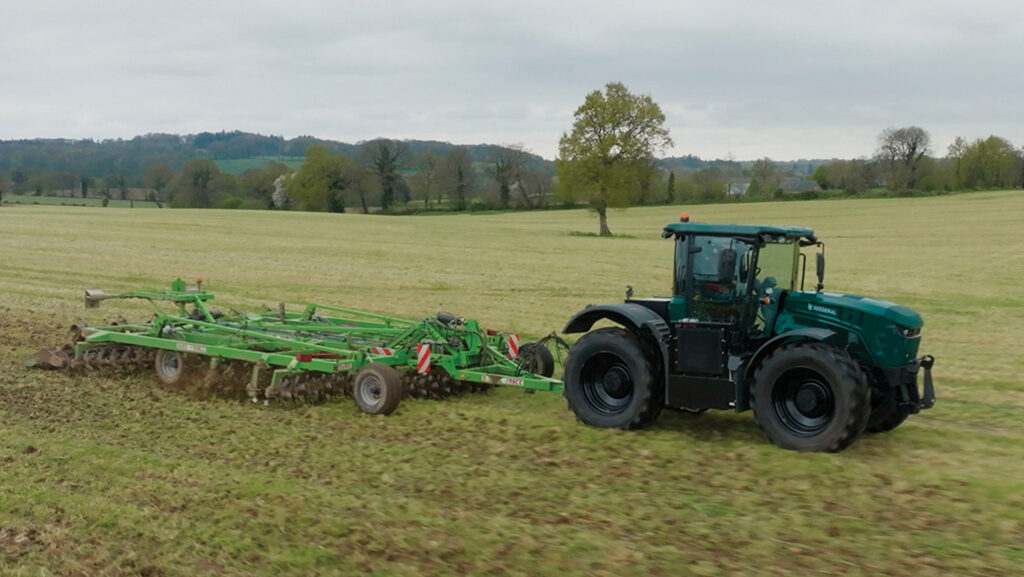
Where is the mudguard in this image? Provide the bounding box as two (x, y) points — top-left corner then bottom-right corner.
(742, 327), (837, 383)
(564, 303), (673, 388)
(563, 303), (668, 335)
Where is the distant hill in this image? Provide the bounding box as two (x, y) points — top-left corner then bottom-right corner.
(0, 131), (555, 182)
(0, 130), (837, 185)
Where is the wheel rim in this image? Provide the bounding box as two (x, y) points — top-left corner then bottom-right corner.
(158, 351), (181, 379)
(579, 352), (635, 415)
(358, 375), (383, 407)
(770, 367), (835, 437)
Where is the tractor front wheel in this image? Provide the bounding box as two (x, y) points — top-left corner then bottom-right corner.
(865, 386), (912, 433)
(751, 342), (869, 452)
(353, 363), (402, 415)
(564, 328), (662, 430)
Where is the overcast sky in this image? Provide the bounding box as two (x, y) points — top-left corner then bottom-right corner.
(1, 1), (1021, 160)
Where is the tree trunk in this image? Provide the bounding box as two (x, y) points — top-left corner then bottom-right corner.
(596, 202), (612, 236)
(360, 192), (369, 214)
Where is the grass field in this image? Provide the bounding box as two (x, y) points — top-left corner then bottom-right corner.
(1, 195), (160, 209)
(1, 191), (1022, 576)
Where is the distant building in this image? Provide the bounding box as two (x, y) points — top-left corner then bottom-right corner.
(725, 181), (750, 196)
(780, 177), (821, 193)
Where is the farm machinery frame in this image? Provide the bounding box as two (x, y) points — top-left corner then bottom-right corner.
(30, 278), (561, 415)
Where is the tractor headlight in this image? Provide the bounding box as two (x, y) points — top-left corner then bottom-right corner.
(899, 326), (921, 338)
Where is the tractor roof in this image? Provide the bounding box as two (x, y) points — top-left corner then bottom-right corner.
(662, 221), (815, 241)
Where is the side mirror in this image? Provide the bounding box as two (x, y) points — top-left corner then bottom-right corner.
(718, 248), (737, 283)
(815, 252), (825, 292)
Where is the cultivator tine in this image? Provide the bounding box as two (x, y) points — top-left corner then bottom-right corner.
(399, 371), (492, 400)
(24, 346), (72, 370)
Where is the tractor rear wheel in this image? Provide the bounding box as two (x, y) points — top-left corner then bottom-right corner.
(353, 363), (402, 415)
(865, 386), (912, 433)
(751, 342), (869, 452)
(564, 328), (662, 430)
(519, 341), (555, 377)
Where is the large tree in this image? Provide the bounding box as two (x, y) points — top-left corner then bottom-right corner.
(489, 145), (531, 209)
(238, 162), (291, 208)
(875, 126), (930, 190)
(143, 163), (175, 201)
(363, 138), (407, 211)
(170, 159), (232, 208)
(748, 157), (781, 196)
(286, 146), (352, 212)
(438, 147), (474, 211)
(409, 151), (440, 209)
(556, 82), (672, 236)
(962, 136), (1020, 189)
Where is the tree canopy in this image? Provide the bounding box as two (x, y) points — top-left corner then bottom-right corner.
(556, 82), (672, 235)
(285, 146), (353, 213)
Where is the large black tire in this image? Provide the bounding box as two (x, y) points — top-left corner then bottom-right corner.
(564, 328), (663, 430)
(353, 363), (402, 415)
(865, 386), (911, 433)
(751, 342), (869, 452)
(519, 341), (555, 378)
(154, 350), (191, 387)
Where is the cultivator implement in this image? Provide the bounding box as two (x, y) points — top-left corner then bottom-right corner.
(29, 279), (564, 414)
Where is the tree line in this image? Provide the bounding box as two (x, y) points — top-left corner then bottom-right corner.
(101, 140), (556, 213)
(3, 86), (1022, 231)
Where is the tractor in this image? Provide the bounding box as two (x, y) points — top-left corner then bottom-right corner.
(561, 216), (935, 452)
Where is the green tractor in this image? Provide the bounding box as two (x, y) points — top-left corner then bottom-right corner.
(562, 217), (935, 452)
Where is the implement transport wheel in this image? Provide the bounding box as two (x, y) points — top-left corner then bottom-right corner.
(751, 342), (869, 452)
(154, 349), (191, 387)
(564, 328), (662, 430)
(865, 386), (912, 433)
(519, 341), (555, 377)
(353, 363), (402, 415)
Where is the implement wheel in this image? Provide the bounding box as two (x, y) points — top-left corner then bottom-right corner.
(751, 342), (869, 452)
(353, 363), (402, 415)
(155, 349), (191, 386)
(519, 341), (555, 377)
(564, 328), (662, 430)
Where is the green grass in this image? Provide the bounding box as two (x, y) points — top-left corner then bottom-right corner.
(213, 156), (305, 175)
(1, 191), (1023, 576)
(1, 195), (160, 208)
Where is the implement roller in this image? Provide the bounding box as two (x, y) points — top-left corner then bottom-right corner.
(28, 279), (564, 414)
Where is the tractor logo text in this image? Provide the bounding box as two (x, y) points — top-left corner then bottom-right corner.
(807, 304), (838, 316)
(499, 377), (525, 386)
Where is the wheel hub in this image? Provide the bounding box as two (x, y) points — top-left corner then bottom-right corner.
(602, 367), (630, 398)
(795, 382), (828, 417)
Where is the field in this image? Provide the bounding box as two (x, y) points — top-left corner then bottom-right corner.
(1, 191), (1022, 576)
(1, 195), (159, 209)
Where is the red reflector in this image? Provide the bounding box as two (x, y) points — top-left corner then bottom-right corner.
(486, 329), (499, 336)
(295, 353), (341, 362)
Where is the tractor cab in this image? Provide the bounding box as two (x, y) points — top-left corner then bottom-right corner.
(660, 218), (818, 346)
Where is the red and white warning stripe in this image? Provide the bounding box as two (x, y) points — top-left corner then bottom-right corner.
(506, 333), (520, 359)
(416, 344), (431, 374)
(370, 347), (395, 356)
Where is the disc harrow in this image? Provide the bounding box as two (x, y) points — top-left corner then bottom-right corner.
(27, 279), (564, 416)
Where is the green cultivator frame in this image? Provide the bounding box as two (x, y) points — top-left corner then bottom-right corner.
(30, 279), (563, 414)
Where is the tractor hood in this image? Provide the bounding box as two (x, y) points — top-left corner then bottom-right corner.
(785, 291), (923, 329)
